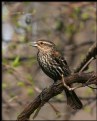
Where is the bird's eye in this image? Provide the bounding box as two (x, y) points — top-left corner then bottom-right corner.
(40, 42), (43, 45)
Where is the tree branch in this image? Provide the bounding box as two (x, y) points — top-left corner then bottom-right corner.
(74, 42), (97, 72)
(17, 72), (97, 121)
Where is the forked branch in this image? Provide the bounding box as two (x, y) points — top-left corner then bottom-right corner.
(17, 72), (97, 121)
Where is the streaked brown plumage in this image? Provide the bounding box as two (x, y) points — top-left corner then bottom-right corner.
(30, 39), (83, 109)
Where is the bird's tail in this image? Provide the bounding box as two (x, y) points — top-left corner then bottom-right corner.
(64, 87), (83, 109)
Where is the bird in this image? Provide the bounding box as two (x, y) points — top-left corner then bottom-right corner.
(30, 39), (83, 109)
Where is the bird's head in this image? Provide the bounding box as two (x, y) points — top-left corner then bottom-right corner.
(29, 39), (56, 52)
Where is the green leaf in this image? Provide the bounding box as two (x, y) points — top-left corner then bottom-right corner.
(10, 93), (15, 98)
(74, 7), (81, 14)
(84, 106), (91, 113)
(18, 35), (25, 42)
(80, 22), (84, 29)
(92, 25), (96, 32)
(81, 13), (89, 20)
(66, 24), (76, 33)
(55, 20), (64, 31)
(26, 57), (37, 67)
(17, 82), (25, 87)
(2, 83), (7, 89)
(12, 56), (20, 67)
(55, 94), (63, 99)
(8, 69), (13, 74)
(84, 88), (93, 96)
(2, 58), (7, 65)
(27, 88), (34, 96)
(27, 74), (33, 83)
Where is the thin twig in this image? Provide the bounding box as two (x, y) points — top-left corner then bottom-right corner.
(79, 57), (94, 72)
(74, 42), (97, 72)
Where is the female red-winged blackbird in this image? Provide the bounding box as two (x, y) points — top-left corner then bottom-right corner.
(30, 39), (83, 109)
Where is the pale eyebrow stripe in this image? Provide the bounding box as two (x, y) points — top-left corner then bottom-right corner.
(44, 42), (52, 45)
(38, 41), (53, 45)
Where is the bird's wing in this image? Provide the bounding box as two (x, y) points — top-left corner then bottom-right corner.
(52, 50), (71, 76)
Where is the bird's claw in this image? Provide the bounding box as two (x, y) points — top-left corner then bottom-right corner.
(68, 87), (75, 91)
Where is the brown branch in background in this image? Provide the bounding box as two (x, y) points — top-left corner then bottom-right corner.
(74, 42), (97, 72)
(3, 56), (35, 63)
(65, 41), (94, 51)
(17, 72), (97, 121)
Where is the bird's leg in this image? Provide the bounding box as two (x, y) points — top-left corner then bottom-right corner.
(62, 74), (83, 91)
(68, 84), (84, 90)
(61, 74), (73, 91)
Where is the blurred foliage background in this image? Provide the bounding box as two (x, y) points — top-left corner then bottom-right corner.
(2, 2), (96, 120)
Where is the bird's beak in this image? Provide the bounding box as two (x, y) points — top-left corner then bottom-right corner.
(28, 41), (38, 47)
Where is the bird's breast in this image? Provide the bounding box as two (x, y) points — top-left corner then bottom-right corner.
(37, 53), (61, 81)
(37, 53), (52, 69)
